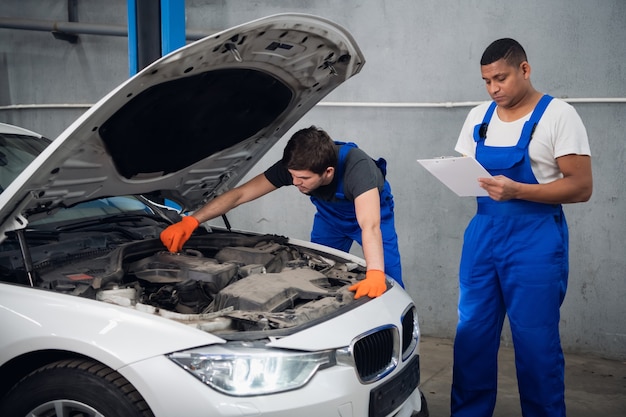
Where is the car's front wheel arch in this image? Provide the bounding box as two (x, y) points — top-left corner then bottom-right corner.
(0, 349), (78, 397)
(0, 358), (154, 417)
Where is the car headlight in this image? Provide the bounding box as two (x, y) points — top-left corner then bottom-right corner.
(168, 342), (335, 396)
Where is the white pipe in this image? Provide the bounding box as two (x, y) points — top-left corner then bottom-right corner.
(0, 104), (92, 110)
(318, 97), (626, 108)
(1, 98), (625, 112)
(320, 101), (487, 108)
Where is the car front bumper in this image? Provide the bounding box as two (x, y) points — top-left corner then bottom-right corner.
(120, 352), (424, 417)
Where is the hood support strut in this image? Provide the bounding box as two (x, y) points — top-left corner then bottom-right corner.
(16, 229), (35, 287)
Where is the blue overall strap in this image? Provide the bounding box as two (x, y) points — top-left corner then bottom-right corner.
(473, 95), (553, 145)
(334, 141), (357, 200)
(516, 94), (554, 149)
(473, 101), (497, 142)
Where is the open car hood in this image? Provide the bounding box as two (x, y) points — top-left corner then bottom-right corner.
(0, 13), (364, 237)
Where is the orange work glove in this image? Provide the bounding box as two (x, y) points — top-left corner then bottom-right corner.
(349, 269), (387, 299)
(160, 216), (199, 252)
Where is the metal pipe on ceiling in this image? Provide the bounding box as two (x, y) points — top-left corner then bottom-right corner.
(0, 17), (210, 40)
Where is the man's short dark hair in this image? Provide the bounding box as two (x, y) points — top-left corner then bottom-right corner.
(480, 38), (528, 67)
(282, 126), (337, 175)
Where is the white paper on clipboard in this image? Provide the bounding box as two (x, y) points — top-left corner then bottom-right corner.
(417, 156), (492, 197)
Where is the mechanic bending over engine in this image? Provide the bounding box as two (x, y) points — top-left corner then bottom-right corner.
(160, 125), (403, 299)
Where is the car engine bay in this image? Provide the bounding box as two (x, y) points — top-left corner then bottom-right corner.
(1, 229), (366, 339)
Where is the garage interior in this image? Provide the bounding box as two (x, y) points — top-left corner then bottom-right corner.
(1, 0), (624, 415)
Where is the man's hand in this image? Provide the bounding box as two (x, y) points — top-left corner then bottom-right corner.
(478, 155), (593, 204)
(349, 270), (387, 299)
(160, 216), (199, 252)
(478, 175), (519, 201)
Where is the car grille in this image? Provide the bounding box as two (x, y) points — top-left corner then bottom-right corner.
(401, 306), (418, 360)
(353, 305), (418, 383)
(353, 326), (398, 383)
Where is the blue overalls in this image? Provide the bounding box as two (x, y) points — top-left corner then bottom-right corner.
(451, 95), (568, 417)
(309, 142), (404, 286)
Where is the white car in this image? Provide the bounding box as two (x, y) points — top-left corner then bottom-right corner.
(0, 14), (428, 417)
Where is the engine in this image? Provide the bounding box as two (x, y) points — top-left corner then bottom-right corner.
(25, 232), (365, 337)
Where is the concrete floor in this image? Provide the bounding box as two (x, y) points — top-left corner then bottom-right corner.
(418, 336), (626, 416)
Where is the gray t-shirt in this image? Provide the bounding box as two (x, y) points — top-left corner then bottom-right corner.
(264, 145), (384, 201)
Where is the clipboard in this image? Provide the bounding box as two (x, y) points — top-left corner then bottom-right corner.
(417, 156), (492, 197)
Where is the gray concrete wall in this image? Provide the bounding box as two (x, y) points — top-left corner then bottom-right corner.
(1, 0), (624, 360)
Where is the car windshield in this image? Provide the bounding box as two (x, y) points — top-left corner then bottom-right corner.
(0, 195), (173, 286)
(0, 132), (50, 192)
(29, 196), (158, 226)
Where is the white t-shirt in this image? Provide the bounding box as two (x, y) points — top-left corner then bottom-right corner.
(455, 98), (591, 184)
